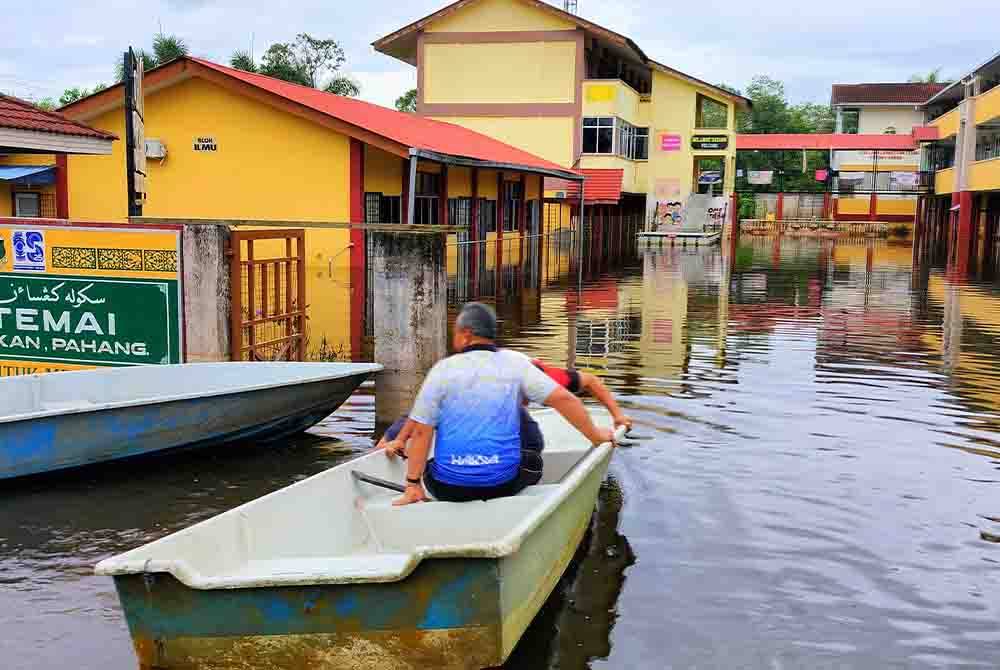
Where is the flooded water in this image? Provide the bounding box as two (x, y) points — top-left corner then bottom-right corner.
(3, 234), (1000, 669)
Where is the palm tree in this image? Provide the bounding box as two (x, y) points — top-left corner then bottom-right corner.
(152, 33), (189, 65)
(230, 50), (257, 73)
(909, 68), (943, 84)
(114, 48), (157, 82)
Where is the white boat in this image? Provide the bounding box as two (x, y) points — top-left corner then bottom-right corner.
(95, 407), (617, 670)
(0, 362), (382, 479)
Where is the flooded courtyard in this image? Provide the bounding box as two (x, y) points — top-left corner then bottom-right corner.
(2, 234), (999, 669)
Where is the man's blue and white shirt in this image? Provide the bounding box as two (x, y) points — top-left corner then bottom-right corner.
(409, 348), (558, 487)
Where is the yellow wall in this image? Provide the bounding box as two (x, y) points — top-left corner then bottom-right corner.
(424, 0), (576, 32)
(424, 42), (576, 104)
(364, 146), (403, 196)
(430, 116), (575, 167)
(936, 167), (955, 195)
(968, 157), (1000, 192)
(646, 69), (736, 205)
(974, 85), (1000, 125)
(583, 80), (643, 125)
(876, 197), (917, 216)
(0, 153), (56, 166)
(837, 197), (871, 216)
(931, 107), (960, 139)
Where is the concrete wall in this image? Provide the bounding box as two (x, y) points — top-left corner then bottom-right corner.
(423, 41), (577, 104)
(857, 106), (925, 135)
(429, 116), (575, 167)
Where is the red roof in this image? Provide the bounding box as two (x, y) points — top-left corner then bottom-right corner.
(0, 93), (115, 139)
(736, 133), (918, 151)
(187, 58), (573, 176)
(545, 169), (624, 203)
(830, 83), (947, 106)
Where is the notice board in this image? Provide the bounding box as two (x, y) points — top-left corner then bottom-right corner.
(0, 219), (182, 377)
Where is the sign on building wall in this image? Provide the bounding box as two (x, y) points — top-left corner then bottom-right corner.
(0, 220), (182, 377)
(691, 134), (729, 150)
(659, 133), (682, 152)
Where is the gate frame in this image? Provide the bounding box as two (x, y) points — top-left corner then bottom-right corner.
(227, 228), (307, 362)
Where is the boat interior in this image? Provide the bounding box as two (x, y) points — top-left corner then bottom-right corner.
(1, 362), (380, 420)
(96, 408), (614, 587)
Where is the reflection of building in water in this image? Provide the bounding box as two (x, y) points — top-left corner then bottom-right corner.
(575, 316), (638, 356)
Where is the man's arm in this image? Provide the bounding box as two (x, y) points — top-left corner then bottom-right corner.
(545, 386), (614, 446)
(392, 420), (433, 506)
(578, 372), (633, 430)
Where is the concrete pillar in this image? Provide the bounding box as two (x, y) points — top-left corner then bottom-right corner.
(822, 192), (831, 220)
(776, 192), (784, 222)
(55, 154), (69, 219)
(869, 193), (878, 222)
(349, 139), (366, 361)
(835, 107), (844, 133)
(371, 231), (448, 424)
(183, 223), (231, 362)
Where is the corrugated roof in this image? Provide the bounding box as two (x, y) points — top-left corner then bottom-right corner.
(187, 58), (575, 176)
(0, 94), (115, 139)
(830, 83), (947, 106)
(736, 134), (918, 151)
(545, 169), (624, 203)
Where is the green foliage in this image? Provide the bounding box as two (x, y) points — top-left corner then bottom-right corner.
(35, 98), (57, 111)
(734, 245), (755, 271)
(324, 76), (360, 97)
(255, 34), (358, 96)
(395, 88), (418, 113)
(59, 87), (88, 106)
(152, 32), (189, 65)
(732, 75), (836, 134)
(909, 68), (943, 84)
(230, 50), (257, 73)
(114, 47), (165, 82)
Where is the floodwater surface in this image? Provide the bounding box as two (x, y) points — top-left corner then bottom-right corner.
(2, 235), (999, 669)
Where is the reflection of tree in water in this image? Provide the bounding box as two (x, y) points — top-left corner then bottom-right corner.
(503, 476), (635, 669)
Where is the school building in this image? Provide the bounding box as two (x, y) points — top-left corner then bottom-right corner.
(27, 56), (578, 360)
(373, 0), (750, 226)
(918, 50), (1000, 265)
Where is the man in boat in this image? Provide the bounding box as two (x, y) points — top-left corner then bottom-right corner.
(385, 302), (616, 506)
(379, 362), (632, 454)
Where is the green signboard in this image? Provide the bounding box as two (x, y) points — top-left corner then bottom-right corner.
(0, 273), (181, 368)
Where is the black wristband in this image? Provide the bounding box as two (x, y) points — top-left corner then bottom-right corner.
(406, 476), (422, 485)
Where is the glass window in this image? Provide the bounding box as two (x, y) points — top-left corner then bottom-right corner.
(635, 127), (649, 160)
(14, 192), (40, 218)
(583, 117), (615, 154)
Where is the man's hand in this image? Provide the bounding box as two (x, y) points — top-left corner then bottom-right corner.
(612, 413), (633, 432)
(589, 427), (616, 447)
(381, 439), (407, 460)
(393, 483), (428, 506)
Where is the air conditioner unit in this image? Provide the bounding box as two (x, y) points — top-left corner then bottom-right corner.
(145, 139), (167, 159)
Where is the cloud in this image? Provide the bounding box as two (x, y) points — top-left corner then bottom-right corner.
(354, 69), (417, 109)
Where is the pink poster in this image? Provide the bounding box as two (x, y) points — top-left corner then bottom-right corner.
(660, 133), (682, 151)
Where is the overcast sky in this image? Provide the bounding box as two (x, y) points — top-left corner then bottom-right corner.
(1, 0), (995, 109)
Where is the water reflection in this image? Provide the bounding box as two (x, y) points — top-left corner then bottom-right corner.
(4, 234), (1000, 669)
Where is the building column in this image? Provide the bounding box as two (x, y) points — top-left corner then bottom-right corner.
(776, 192), (784, 221)
(470, 168), (480, 298)
(821, 192), (831, 220)
(835, 108), (844, 133)
(438, 164), (449, 227)
(401, 158), (411, 225)
(371, 231), (448, 425)
(869, 193), (878, 222)
(349, 139), (366, 361)
(55, 154), (69, 219)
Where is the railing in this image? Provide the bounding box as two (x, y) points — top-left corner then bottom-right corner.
(735, 170), (933, 194)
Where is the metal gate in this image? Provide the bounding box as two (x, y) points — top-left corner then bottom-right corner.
(228, 229), (306, 361)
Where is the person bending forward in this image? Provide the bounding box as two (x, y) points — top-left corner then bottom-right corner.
(391, 302), (614, 506)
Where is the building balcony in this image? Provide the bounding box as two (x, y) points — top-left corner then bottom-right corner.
(931, 107), (960, 139)
(935, 167), (955, 195)
(583, 79), (647, 126)
(974, 84), (1000, 126)
(968, 157), (1000, 192)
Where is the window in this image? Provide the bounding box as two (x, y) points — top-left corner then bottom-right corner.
(634, 127), (649, 160)
(583, 117), (648, 160)
(364, 192), (401, 223)
(13, 192), (40, 218)
(501, 180), (523, 232)
(583, 117), (615, 154)
(696, 94), (729, 130)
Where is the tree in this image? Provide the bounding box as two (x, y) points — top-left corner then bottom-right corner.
(114, 47), (164, 82)
(260, 43), (310, 86)
(909, 68), (943, 84)
(256, 34), (359, 96)
(152, 32), (188, 65)
(740, 75), (793, 133)
(230, 50), (257, 73)
(790, 102), (835, 134)
(35, 98), (56, 111)
(324, 76), (360, 97)
(395, 88), (417, 113)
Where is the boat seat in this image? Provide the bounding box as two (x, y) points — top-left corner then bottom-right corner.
(231, 555), (413, 583)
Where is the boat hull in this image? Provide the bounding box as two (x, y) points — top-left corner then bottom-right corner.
(110, 446), (613, 669)
(0, 374), (370, 480)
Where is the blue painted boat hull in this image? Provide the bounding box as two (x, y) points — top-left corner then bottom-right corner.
(0, 373), (373, 480)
